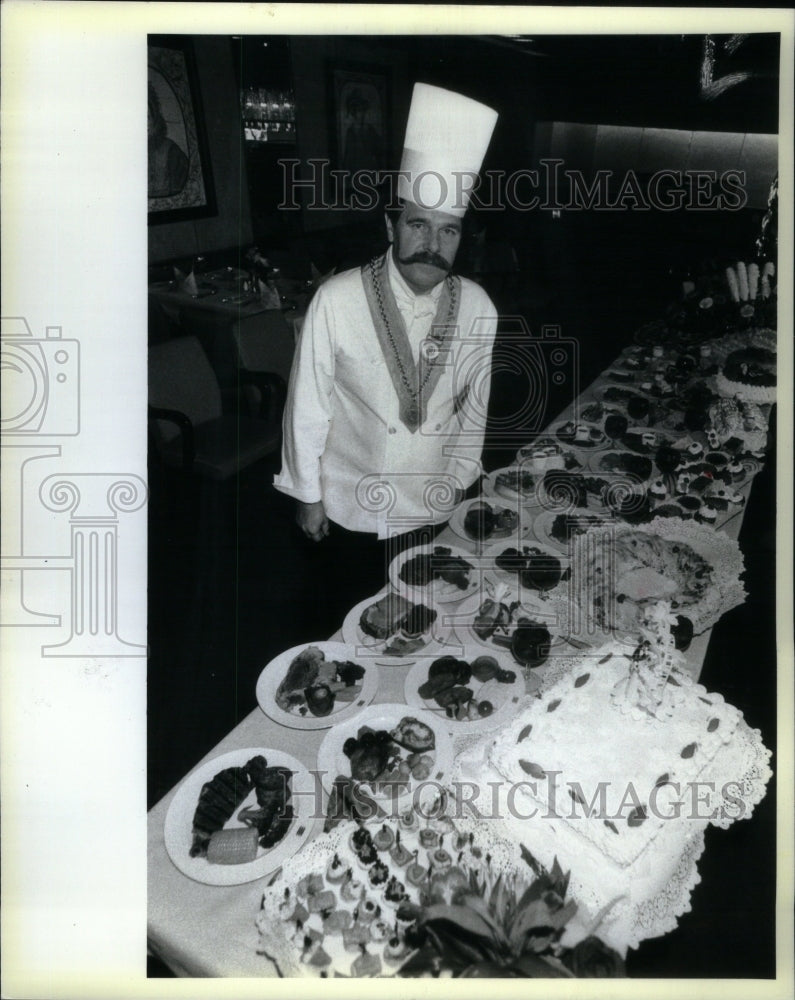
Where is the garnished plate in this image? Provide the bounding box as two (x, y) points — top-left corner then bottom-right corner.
(341, 590), (453, 664)
(447, 496), (532, 546)
(403, 651), (524, 732)
(316, 704), (454, 806)
(389, 544), (478, 603)
(481, 466), (542, 506)
(532, 507), (616, 552)
(256, 642), (379, 729)
(164, 748), (314, 886)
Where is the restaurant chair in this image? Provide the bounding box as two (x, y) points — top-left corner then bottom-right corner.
(148, 335), (284, 481)
(231, 310), (293, 413)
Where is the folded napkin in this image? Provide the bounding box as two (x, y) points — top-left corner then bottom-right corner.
(258, 280), (282, 310)
(173, 267), (199, 296)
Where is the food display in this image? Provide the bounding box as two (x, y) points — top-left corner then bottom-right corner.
(391, 545), (477, 602)
(255, 803), (596, 978)
(316, 705), (454, 806)
(154, 257), (776, 974)
(482, 466), (539, 504)
(554, 420), (607, 448)
(448, 498), (525, 545)
(514, 437), (584, 473)
(453, 577), (557, 668)
(456, 604), (771, 951)
(404, 651), (523, 729)
(256, 642), (379, 729)
(571, 517), (746, 635)
(163, 748), (313, 886)
(532, 507), (615, 551)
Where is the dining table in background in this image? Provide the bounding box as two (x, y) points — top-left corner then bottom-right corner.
(149, 266), (311, 385)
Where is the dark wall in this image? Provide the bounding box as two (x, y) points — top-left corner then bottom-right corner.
(148, 36), (252, 263)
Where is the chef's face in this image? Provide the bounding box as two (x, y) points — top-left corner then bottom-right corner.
(386, 201), (462, 294)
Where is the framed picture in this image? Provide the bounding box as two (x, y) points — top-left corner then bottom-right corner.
(328, 63), (390, 183)
(148, 35), (216, 224)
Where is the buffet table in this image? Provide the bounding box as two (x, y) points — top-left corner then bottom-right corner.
(147, 302), (773, 976)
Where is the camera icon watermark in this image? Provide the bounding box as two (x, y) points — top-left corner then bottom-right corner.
(418, 317), (580, 448)
(1, 317), (80, 436)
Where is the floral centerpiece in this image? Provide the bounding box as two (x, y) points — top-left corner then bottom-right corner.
(396, 845), (624, 979)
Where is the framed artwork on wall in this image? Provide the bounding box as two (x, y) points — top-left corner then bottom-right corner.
(148, 35), (217, 224)
(328, 62), (391, 186)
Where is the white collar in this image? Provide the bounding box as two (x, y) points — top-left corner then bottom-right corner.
(386, 247), (445, 317)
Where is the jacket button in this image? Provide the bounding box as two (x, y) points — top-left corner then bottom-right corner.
(388, 426), (396, 434)
(435, 423), (442, 431)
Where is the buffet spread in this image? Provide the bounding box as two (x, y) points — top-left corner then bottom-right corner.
(147, 258), (776, 978)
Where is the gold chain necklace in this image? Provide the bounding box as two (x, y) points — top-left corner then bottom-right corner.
(368, 255), (457, 402)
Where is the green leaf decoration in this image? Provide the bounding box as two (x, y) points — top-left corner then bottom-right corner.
(681, 742), (697, 758)
(547, 699), (562, 712)
(517, 723), (533, 743)
(519, 760), (546, 779)
(707, 718), (720, 732)
(574, 673), (590, 687)
(655, 773), (670, 787)
(568, 787), (587, 806)
(456, 893), (505, 941)
(598, 653), (613, 664)
(604, 819), (619, 834)
(627, 805), (647, 828)
(520, 843), (544, 879)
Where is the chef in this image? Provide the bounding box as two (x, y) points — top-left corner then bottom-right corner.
(274, 84), (499, 622)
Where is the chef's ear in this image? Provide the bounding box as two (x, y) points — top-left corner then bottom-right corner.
(385, 213), (394, 243)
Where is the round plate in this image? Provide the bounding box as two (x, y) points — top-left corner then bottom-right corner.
(341, 589), (453, 664)
(481, 466), (542, 506)
(532, 507), (614, 552)
(447, 496), (533, 547)
(514, 439), (586, 473)
(389, 543), (478, 604)
(450, 585), (577, 664)
(256, 642), (379, 729)
(316, 703), (454, 806)
(403, 652), (524, 733)
(588, 450), (655, 484)
(551, 420), (609, 449)
(164, 748), (314, 886)
(480, 537), (569, 585)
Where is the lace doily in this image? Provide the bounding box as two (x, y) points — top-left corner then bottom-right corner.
(714, 373), (777, 405)
(453, 696), (771, 956)
(569, 516), (746, 636)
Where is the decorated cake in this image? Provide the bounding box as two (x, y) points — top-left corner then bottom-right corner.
(455, 604), (772, 951)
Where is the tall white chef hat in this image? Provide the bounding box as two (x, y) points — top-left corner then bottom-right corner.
(397, 83), (498, 217)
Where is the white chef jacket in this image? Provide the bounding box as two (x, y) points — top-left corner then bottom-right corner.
(274, 251), (498, 538)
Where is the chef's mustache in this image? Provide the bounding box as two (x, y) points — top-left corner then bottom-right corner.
(398, 251), (451, 270)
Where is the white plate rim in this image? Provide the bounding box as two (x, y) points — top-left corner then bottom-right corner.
(450, 584), (578, 660)
(389, 543), (479, 604)
(447, 496), (533, 545)
(163, 747), (314, 886)
(532, 506), (615, 552)
(256, 642), (379, 729)
(315, 703), (454, 804)
(481, 466), (543, 507)
(340, 589), (453, 664)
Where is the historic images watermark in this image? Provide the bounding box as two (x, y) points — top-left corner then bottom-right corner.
(269, 772), (750, 825)
(278, 160), (749, 213)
